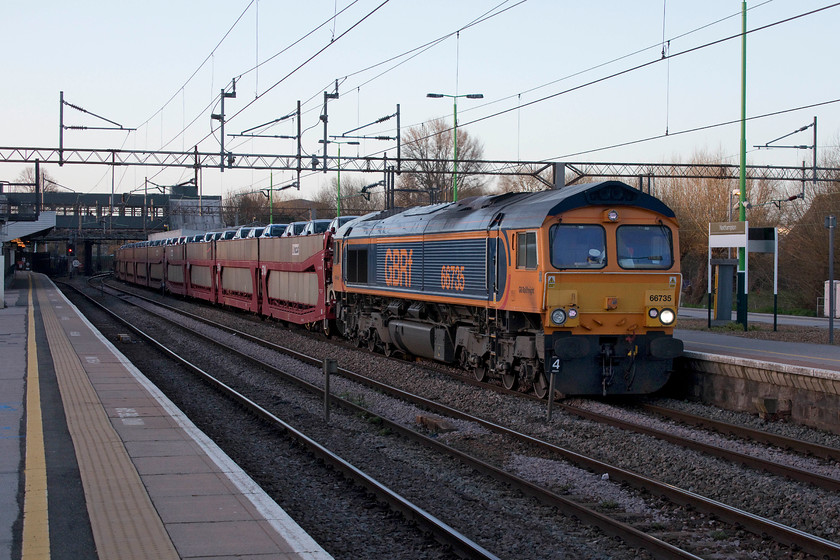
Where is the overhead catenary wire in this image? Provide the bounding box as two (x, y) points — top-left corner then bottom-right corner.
(662, 0), (670, 135)
(461, 1), (833, 131)
(381, 0), (774, 142)
(197, 1), (390, 152)
(137, 0), (527, 182)
(348, 0), (526, 91)
(127, 1), (829, 196)
(287, 2), (838, 187)
(552, 97), (840, 161)
(393, 1), (839, 161)
(142, 0), (364, 157)
(342, 0), (779, 155)
(136, 0), (256, 133)
(181, 2), (840, 197)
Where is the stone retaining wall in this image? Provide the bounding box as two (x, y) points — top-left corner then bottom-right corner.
(672, 351), (840, 435)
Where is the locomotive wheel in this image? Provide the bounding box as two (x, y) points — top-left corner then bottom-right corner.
(533, 373), (550, 399)
(368, 330), (379, 352)
(473, 363), (487, 382)
(502, 372), (517, 391)
(383, 343), (394, 357)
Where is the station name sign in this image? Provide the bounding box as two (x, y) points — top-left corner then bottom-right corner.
(709, 221), (748, 248)
(710, 221), (746, 235)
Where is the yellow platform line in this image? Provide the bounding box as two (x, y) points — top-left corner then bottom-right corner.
(35, 276), (179, 560)
(22, 274), (50, 559)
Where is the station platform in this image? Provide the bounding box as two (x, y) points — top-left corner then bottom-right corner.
(677, 327), (840, 373)
(674, 315), (840, 433)
(1, 271), (332, 560)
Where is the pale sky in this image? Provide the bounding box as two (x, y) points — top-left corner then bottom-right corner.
(1, 0), (837, 200)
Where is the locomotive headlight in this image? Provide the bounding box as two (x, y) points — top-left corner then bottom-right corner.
(567, 307), (578, 319)
(659, 308), (676, 325)
(602, 208), (620, 222)
(648, 308), (659, 319)
(550, 308), (567, 325)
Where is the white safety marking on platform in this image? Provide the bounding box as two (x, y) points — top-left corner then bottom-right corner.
(70, 331), (80, 337)
(55, 305), (63, 309)
(51, 283), (332, 559)
(687, 340), (840, 365)
(61, 316), (69, 321)
(85, 356), (100, 364)
(116, 408), (145, 426)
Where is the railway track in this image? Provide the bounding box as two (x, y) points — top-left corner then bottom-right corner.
(100, 278), (840, 491)
(638, 403), (840, 463)
(64, 280), (497, 559)
(73, 277), (840, 558)
(559, 402), (840, 492)
(68, 280), (707, 559)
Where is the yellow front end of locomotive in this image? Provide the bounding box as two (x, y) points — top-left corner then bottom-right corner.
(543, 273), (681, 335)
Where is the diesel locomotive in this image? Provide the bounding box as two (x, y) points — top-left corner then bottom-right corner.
(116, 180), (683, 397)
(332, 180), (683, 396)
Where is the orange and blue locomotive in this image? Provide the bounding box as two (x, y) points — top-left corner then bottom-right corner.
(332, 180), (683, 396)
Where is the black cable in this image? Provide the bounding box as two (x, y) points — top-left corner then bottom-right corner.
(137, 0), (256, 131)
(141, 1), (362, 155)
(551, 98), (840, 161)
(379, 0), (775, 143)
(458, 2), (840, 131)
(195, 0), (391, 150)
(230, 0), (524, 152)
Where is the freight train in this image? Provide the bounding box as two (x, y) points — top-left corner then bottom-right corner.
(115, 180), (683, 397)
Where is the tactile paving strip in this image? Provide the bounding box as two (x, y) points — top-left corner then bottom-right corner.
(36, 279), (179, 560)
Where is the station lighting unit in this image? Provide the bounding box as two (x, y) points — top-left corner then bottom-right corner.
(426, 92), (484, 202)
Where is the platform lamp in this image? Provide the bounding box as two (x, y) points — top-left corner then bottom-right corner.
(426, 92), (483, 202)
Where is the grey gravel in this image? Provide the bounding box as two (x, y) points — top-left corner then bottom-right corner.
(90, 280), (840, 557)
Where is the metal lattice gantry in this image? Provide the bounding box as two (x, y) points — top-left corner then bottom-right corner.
(559, 161), (831, 184)
(2, 145), (838, 185)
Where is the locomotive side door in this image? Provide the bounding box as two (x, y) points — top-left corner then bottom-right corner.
(486, 212), (505, 305)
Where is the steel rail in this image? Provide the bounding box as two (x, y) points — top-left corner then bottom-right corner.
(105, 280), (840, 490)
(99, 280), (840, 559)
(63, 282), (500, 560)
(640, 403), (840, 463)
(91, 282), (700, 559)
(561, 403), (840, 492)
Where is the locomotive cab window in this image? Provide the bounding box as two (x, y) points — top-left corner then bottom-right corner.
(516, 231), (537, 270)
(616, 225), (673, 269)
(549, 224), (606, 270)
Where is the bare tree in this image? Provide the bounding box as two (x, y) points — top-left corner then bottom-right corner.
(15, 166), (58, 193)
(313, 175), (381, 217)
(399, 118), (485, 205)
(495, 164), (551, 194)
(222, 187), (269, 226)
(656, 149), (790, 304)
(780, 143), (840, 310)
